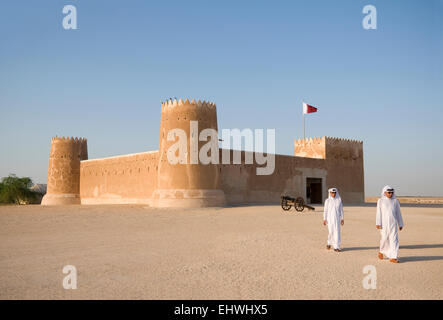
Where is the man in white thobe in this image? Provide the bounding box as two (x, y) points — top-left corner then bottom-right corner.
(323, 188), (344, 252)
(376, 185), (404, 263)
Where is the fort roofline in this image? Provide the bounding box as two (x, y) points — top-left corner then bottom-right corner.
(294, 136), (363, 145)
(42, 98), (365, 206)
(81, 150), (158, 163)
(51, 136), (87, 143)
(161, 98), (216, 109)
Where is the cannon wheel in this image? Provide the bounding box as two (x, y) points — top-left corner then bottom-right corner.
(294, 197), (305, 212)
(281, 199), (292, 211)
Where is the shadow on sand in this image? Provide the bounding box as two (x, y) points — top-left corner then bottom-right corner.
(341, 244), (443, 263)
(401, 244), (443, 249)
(342, 243), (443, 252)
(341, 246), (378, 252)
(400, 256), (443, 262)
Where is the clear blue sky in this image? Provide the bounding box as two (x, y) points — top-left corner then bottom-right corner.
(1, 0), (442, 196)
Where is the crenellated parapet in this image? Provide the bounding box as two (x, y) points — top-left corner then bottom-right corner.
(323, 136), (363, 161)
(294, 137), (326, 159)
(161, 98), (217, 110)
(294, 136), (363, 161)
(324, 136), (363, 144)
(41, 136), (88, 205)
(159, 98), (218, 143)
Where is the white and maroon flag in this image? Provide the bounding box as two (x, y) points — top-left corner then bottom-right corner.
(303, 102), (318, 114)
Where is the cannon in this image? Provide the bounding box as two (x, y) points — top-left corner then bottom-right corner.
(281, 195), (315, 212)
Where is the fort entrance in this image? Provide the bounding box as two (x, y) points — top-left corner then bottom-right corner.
(306, 177), (323, 204)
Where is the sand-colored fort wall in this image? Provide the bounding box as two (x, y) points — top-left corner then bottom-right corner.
(80, 151), (158, 204)
(42, 99), (364, 207)
(48, 140), (364, 206)
(45, 140), (364, 206)
(294, 137), (364, 203)
(78, 149), (328, 206)
(324, 137), (364, 203)
(219, 149), (327, 204)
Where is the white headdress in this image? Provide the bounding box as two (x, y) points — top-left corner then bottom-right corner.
(328, 187), (341, 200)
(381, 185), (396, 199)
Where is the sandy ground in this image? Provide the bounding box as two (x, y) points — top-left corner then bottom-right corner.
(0, 203), (442, 300)
(366, 197), (443, 204)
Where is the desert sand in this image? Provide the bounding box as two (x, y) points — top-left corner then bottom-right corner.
(366, 197), (443, 204)
(0, 203), (442, 300)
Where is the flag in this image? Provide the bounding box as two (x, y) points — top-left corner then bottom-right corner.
(303, 102), (318, 114)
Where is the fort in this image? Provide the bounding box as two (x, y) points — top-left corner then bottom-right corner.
(41, 98), (364, 207)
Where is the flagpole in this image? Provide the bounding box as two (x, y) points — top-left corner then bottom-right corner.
(302, 99), (305, 140)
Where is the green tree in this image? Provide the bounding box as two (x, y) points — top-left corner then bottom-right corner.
(0, 174), (38, 204)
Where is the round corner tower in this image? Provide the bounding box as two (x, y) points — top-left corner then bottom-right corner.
(152, 98), (226, 207)
(41, 136), (88, 205)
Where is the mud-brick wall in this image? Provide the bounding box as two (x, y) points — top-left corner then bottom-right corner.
(219, 150), (327, 204)
(324, 138), (365, 203)
(294, 137), (365, 204)
(80, 151), (159, 204)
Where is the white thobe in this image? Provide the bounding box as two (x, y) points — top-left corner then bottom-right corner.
(376, 198), (404, 259)
(324, 198), (344, 249)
